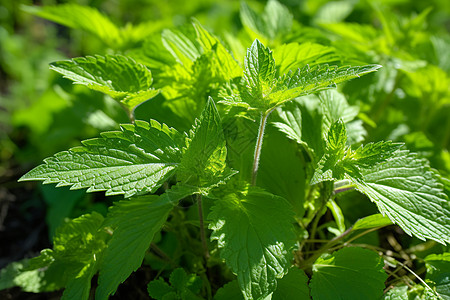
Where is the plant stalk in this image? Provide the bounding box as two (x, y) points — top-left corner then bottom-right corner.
(251, 112), (270, 185)
(197, 194), (210, 259)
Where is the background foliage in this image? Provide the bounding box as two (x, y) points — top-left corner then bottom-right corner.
(0, 0), (449, 299)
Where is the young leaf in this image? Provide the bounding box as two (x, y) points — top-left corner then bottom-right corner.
(352, 214), (393, 231)
(19, 120), (183, 198)
(23, 4), (122, 47)
(353, 150), (450, 244)
(208, 187), (296, 299)
(241, 39), (276, 110)
(310, 247), (387, 300)
(95, 193), (181, 300)
(272, 268), (310, 299)
(311, 119), (403, 184)
(424, 253), (450, 299)
(50, 55), (158, 111)
(178, 98), (236, 193)
(224, 39), (381, 114)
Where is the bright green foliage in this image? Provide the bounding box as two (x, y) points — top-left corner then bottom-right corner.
(96, 195), (177, 300)
(273, 42), (339, 75)
(23, 4), (160, 49)
(425, 253), (450, 299)
(50, 55), (158, 111)
(354, 150), (450, 244)
(147, 268), (203, 300)
(0, 260), (56, 293)
(178, 97), (236, 193)
(272, 268), (310, 299)
(1, 213), (108, 300)
(19, 120), (183, 197)
(240, 0), (293, 43)
(208, 186), (296, 299)
(222, 39), (381, 114)
(311, 120), (402, 184)
(310, 247), (387, 300)
(311, 120), (450, 244)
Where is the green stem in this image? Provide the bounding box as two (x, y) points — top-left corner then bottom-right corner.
(251, 112), (270, 185)
(197, 194), (210, 260)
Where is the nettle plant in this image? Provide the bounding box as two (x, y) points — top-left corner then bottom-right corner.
(2, 4), (450, 300)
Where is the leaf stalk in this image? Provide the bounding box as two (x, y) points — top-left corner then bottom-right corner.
(251, 111), (270, 185)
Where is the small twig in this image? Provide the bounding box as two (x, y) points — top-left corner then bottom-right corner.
(197, 194), (210, 259)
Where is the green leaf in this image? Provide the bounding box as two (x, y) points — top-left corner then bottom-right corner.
(241, 39), (276, 110)
(352, 214), (393, 230)
(425, 253), (450, 299)
(269, 64), (382, 109)
(192, 19), (242, 80)
(240, 0), (293, 42)
(311, 119), (347, 184)
(310, 247), (387, 300)
(178, 98), (236, 193)
(273, 42), (340, 75)
(272, 268), (310, 299)
(7, 213), (108, 299)
(226, 40), (381, 114)
(162, 28), (202, 67)
(148, 278), (175, 299)
(353, 150), (450, 244)
(208, 187), (296, 299)
(0, 259), (59, 293)
(96, 190), (188, 300)
(50, 55), (158, 110)
(20, 120), (183, 198)
(311, 119), (403, 184)
(23, 4), (122, 47)
(214, 281), (245, 300)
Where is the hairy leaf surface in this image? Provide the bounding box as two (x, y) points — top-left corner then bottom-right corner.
(209, 187), (296, 299)
(310, 247), (387, 300)
(20, 120), (183, 198)
(50, 55), (158, 110)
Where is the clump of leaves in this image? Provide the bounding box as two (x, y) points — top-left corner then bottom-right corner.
(1, 1), (449, 300)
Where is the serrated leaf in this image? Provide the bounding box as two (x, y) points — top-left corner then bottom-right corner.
(148, 278), (175, 299)
(162, 28), (202, 67)
(95, 191), (186, 300)
(312, 119), (403, 185)
(425, 253), (450, 299)
(352, 214), (393, 230)
(269, 64), (382, 109)
(208, 187), (296, 299)
(352, 150), (450, 244)
(50, 55), (158, 110)
(23, 4), (122, 47)
(310, 247), (387, 300)
(226, 39), (380, 114)
(272, 268), (310, 299)
(20, 120), (183, 198)
(241, 39), (276, 110)
(178, 98), (236, 193)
